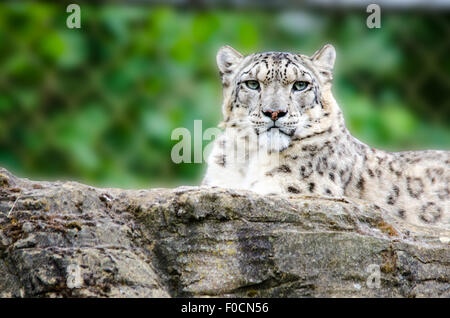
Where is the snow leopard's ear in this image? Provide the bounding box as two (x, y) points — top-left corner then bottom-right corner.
(311, 44), (336, 70)
(216, 45), (243, 87)
(310, 44), (335, 83)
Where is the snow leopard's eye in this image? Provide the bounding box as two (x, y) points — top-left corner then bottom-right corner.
(293, 81), (309, 92)
(244, 80), (260, 90)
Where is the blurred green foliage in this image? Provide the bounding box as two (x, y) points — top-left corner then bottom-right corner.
(0, 3), (449, 188)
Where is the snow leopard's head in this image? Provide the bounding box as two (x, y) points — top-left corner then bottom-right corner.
(216, 44), (339, 152)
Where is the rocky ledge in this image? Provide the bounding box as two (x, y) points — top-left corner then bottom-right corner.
(0, 167), (448, 297)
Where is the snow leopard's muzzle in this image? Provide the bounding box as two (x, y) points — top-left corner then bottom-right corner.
(250, 110), (298, 138)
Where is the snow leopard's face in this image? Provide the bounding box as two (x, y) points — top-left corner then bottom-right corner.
(217, 45), (336, 152)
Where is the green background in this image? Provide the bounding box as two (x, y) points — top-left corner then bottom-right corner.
(0, 3), (449, 188)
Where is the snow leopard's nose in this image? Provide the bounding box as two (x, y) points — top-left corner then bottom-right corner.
(263, 110), (287, 121)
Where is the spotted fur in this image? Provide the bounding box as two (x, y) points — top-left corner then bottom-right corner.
(202, 45), (449, 227)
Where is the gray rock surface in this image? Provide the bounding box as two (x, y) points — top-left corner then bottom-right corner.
(0, 167), (448, 297)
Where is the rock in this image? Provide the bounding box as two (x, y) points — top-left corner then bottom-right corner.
(0, 167), (448, 297)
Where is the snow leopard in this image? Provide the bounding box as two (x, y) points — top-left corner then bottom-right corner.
(202, 44), (449, 227)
